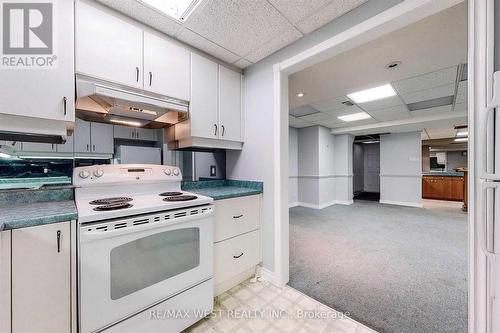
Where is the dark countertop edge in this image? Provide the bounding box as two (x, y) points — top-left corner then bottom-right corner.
(1, 212), (78, 231)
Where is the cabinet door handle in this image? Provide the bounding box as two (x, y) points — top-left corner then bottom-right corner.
(63, 97), (67, 115)
(92, 144), (96, 151)
(136, 67), (140, 82)
(233, 252), (244, 259)
(136, 130), (139, 139)
(132, 131), (135, 138)
(221, 125), (225, 136)
(56, 230), (61, 253)
(149, 72), (153, 86)
(86, 144), (89, 151)
(233, 214), (243, 219)
(214, 124), (218, 136)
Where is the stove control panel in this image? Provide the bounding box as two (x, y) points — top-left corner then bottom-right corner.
(73, 164), (183, 186)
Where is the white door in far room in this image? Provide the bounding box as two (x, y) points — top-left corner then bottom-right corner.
(364, 144), (380, 192)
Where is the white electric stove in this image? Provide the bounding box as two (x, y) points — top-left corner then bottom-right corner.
(73, 164), (214, 333)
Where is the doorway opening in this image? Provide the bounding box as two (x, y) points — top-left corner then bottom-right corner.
(353, 135), (380, 202)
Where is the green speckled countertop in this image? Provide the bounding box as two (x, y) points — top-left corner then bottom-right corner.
(0, 187), (77, 231)
(422, 172), (464, 177)
(182, 179), (263, 200)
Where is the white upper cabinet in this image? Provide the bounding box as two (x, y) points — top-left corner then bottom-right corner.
(218, 66), (242, 142)
(0, 0), (74, 123)
(190, 53), (219, 139)
(75, 0), (143, 89)
(143, 32), (190, 101)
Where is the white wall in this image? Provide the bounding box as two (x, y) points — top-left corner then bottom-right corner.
(195, 151), (226, 180)
(333, 134), (354, 204)
(289, 127), (298, 206)
(380, 132), (422, 207)
(297, 126), (320, 207)
(446, 151), (467, 170)
(226, 0), (404, 272)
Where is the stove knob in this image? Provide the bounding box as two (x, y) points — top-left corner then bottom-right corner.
(79, 170), (90, 179)
(173, 168), (180, 176)
(93, 169), (104, 178)
(164, 168), (172, 176)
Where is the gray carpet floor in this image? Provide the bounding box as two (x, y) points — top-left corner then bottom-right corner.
(289, 201), (468, 333)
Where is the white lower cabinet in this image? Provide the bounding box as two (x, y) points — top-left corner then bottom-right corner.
(213, 195), (261, 295)
(1, 222), (76, 333)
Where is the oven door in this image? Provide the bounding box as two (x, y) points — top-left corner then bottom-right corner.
(79, 205), (213, 333)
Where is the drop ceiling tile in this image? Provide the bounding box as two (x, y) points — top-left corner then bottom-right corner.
(95, 0), (182, 35)
(337, 117), (378, 126)
(185, 0), (292, 57)
(454, 102), (467, 113)
(268, 0), (332, 23)
(296, 0), (367, 34)
(233, 58), (253, 68)
(409, 105), (453, 117)
(369, 105), (410, 122)
(455, 80), (467, 104)
(176, 28), (240, 63)
(245, 27), (302, 63)
(358, 95), (404, 111)
(401, 83), (455, 104)
(289, 116), (314, 128)
(289, 105), (320, 117)
(425, 127), (456, 139)
(393, 66), (458, 95)
(299, 111), (334, 122)
(311, 96), (351, 113)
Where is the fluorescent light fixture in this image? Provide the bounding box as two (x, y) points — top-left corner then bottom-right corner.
(138, 0), (202, 21)
(347, 84), (396, 103)
(296, 92), (305, 98)
(454, 137), (468, 142)
(456, 131), (468, 137)
(110, 119), (142, 127)
(338, 112), (372, 122)
(363, 140), (380, 144)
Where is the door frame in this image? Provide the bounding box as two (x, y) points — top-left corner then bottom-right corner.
(272, 0), (476, 330)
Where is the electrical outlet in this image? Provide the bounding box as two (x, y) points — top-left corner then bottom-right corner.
(210, 165), (216, 177)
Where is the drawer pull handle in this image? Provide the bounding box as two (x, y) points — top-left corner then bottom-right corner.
(233, 252), (244, 259)
(233, 214), (243, 219)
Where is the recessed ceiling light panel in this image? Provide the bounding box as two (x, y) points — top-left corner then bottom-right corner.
(456, 131), (468, 137)
(454, 137), (468, 142)
(347, 84), (396, 103)
(138, 0), (202, 21)
(296, 92), (305, 98)
(338, 112), (372, 122)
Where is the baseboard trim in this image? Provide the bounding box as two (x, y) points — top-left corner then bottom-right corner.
(292, 200), (352, 209)
(257, 266), (280, 286)
(335, 200), (354, 205)
(379, 199), (423, 208)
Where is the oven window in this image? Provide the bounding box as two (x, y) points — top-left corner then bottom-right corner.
(110, 228), (200, 300)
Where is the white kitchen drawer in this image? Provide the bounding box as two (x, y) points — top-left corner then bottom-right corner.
(214, 230), (260, 285)
(214, 195), (260, 242)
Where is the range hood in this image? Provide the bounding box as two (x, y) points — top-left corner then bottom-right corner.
(76, 76), (189, 127)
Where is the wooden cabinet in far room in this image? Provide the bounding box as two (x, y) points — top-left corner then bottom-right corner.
(422, 175), (464, 201)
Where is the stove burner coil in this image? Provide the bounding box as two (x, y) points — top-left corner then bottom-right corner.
(163, 195), (198, 202)
(89, 197), (133, 205)
(159, 192), (184, 197)
(92, 203), (133, 211)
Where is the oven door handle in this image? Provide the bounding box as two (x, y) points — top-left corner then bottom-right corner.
(80, 210), (213, 242)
